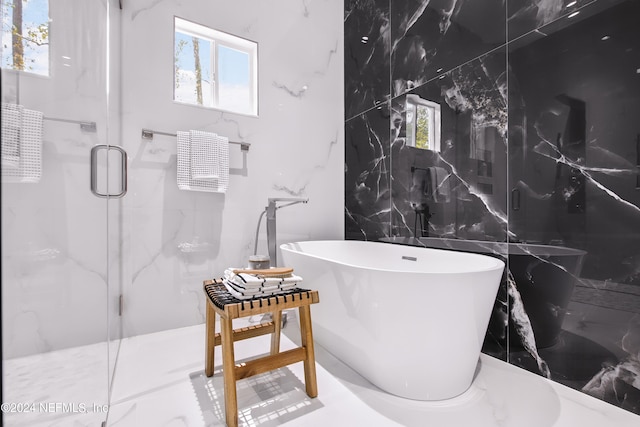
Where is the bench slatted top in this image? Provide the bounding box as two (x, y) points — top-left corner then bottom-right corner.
(203, 279), (319, 319)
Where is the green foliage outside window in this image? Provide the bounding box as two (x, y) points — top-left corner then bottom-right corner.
(2, 0), (49, 76)
(415, 105), (430, 149)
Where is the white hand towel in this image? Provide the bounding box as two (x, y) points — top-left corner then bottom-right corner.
(1, 104), (43, 183)
(176, 130), (230, 193)
(212, 134), (229, 193)
(190, 130), (219, 180)
(1, 103), (21, 169)
(176, 131), (191, 190)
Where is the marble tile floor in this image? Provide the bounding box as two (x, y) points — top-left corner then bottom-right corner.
(4, 315), (640, 427)
(3, 341), (111, 427)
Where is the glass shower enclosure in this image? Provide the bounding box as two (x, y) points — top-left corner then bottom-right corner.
(1, 0), (123, 425)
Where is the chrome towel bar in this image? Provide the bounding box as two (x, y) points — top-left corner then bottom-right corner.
(141, 128), (250, 151)
(44, 116), (96, 132)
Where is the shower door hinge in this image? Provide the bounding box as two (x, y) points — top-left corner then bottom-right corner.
(118, 294), (124, 316)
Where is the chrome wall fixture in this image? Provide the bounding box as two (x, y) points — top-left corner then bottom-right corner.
(44, 116), (97, 132)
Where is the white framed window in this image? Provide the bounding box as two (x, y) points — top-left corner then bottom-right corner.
(174, 17), (257, 116)
(405, 94), (441, 151)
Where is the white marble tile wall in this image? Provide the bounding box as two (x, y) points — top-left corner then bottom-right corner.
(2, 0), (343, 358)
(1, 0), (112, 359)
(119, 0), (344, 337)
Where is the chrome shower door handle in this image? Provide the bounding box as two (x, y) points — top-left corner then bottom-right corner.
(90, 145), (109, 198)
(90, 144), (128, 198)
(110, 145), (128, 198)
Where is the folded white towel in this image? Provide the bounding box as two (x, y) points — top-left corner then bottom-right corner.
(1, 103), (21, 169)
(211, 134), (229, 193)
(224, 279), (298, 294)
(223, 268), (303, 289)
(190, 130), (219, 180)
(176, 130), (230, 193)
(227, 279), (299, 292)
(224, 271), (297, 284)
(176, 131), (191, 190)
(1, 103), (43, 183)
(223, 279), (299, 300)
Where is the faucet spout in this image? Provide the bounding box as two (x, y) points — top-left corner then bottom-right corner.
(266, 197), (309, 266)
(267, 197), (309, 210)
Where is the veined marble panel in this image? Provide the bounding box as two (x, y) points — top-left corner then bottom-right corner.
(390, 48), (508, 242)
(507, 0), (626, 41)
(508, 0), (640, 279)
(121, 0), (344, 337)
(345, 104), (392, 241)
(506, 0), (640, 414)
(1, 0), (110, 359)
(391, 0), (505, 97)
(344, 0), (391, 119)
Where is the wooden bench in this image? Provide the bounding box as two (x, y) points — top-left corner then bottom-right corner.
(203, 278), (320, 427)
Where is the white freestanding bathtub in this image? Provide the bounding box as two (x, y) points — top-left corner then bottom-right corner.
(280, 240), (505, 401)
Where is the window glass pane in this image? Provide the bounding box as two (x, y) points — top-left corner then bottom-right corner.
(405, 102), (415, 144)
(174, 17), (257, 115)
(217, 44), (250, 114)
(1, 0), (49, 76)
(415, 105), (431, 149)
(174, 32), (211, 106)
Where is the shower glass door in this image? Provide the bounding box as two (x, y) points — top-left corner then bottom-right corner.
(1, 0), (121, 425)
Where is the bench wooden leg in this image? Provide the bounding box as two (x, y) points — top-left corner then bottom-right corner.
(270, 310), (282, 355)
(205, 301), (216, 377)
(298, 305), (318, 398)
(221, 316), (238, 427)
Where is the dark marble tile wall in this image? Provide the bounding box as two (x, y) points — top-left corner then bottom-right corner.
(345, 103), (392, 240)
(507, 0), (640, 414)
(390, 48), (508, 242)
(344, 0), (391, 120)
(345, 0), (640, 415)
(507, 0), (626, 41)
(508, 0), (640, 276)
(390, 0), (505, 97)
